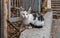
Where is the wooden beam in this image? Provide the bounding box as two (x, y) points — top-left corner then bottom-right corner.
(11, 6), (20, 9)
(4, 0), (8, 38)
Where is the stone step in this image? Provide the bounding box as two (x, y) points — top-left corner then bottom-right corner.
(51, 4), (60, 6)
(52, 6), (60, 8)
(53, 14), (60, 17)
(51, 0), (60, 17)
(53, 12), (60, 14)
(52, 2), (60, 4)
(52, 9), (60, 11)
(52, 0), (60, 1)
(52, 7), (60, 9)
(53, 11), (60, 13)
(53, 11), (60, 12)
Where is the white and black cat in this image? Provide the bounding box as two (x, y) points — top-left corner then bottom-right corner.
(20, 7), (44, 28)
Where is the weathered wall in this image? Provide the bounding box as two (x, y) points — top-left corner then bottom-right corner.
(1, 0), (4, 38)
(51, 0), (60, 38)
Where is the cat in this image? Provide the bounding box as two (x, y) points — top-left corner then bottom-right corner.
(20, 7), (44, 28)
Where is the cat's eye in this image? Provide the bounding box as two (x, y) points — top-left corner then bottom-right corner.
(23, 14), (25, 15)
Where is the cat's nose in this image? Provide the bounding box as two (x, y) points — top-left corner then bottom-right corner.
(25, 17), (27, 18)
(24, 16), (28, 18)
(23, 16), (26, 18)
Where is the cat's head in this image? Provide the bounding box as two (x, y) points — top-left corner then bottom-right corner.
(20, 7), (31, 19)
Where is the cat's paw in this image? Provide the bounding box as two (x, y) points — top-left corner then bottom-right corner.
(28, 26), (32, 29)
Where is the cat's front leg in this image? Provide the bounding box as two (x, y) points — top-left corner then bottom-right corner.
(25, 24), (32, 29)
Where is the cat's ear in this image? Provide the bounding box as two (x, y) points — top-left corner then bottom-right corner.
(28, 7), (31, 13)
(20, 6), (25, 11)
